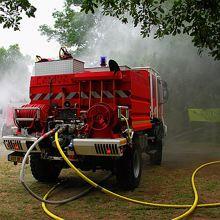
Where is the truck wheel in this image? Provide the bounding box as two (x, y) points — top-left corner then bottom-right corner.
(116, 145), (142, 190)
(149, 139), (163, 165)
(30, 155), (62, 182)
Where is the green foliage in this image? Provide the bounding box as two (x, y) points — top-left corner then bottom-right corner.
(0, 0), (36, 30)
(0, 44), (21, 71)
(0, 44), (30, 74)
(81, 0), (220, 60)
(39, 0), (96, 54)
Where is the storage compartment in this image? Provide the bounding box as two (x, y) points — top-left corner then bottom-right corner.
(35, 59), (84, 76)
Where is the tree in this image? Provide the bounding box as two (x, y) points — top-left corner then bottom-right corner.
(39, 0), (96, 54)
(0, 44), (20, 67)
(0, 44), (31, 104)
(0, 0), (36, 30)
(2, 1), (219, 60)
(81, 0), (220, 60)
(0, 44), (27, 71)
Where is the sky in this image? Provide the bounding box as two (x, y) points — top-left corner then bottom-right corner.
(0, 0), (64, 58)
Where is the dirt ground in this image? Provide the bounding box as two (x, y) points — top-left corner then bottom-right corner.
(0, 133), (219, 220)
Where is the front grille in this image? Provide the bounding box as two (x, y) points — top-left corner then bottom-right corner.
(95, 144), (119, 155)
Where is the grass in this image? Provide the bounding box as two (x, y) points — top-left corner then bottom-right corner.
(0, 141), (219, 220)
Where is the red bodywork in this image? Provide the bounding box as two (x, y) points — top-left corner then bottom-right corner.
(26, 69), (163, 137)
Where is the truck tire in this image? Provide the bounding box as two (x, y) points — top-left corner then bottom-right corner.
(149, 139), (163, 165)
(116, 145), (142, 190)
(30, 155), (62, 182)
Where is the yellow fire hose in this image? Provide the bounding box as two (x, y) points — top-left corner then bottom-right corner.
(42, 132), (220, 220)
(42, 184), (64, 220)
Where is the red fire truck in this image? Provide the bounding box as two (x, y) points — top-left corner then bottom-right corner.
(2, 48), (168, 189)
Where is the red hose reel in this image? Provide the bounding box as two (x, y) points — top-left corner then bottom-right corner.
(14, 104), (49, 130)
(87, 103), (114, 131)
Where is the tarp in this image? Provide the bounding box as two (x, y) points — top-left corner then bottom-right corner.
(188, 108), (220, 123)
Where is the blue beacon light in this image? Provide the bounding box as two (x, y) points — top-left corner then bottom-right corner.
(100, 56), (107, 67)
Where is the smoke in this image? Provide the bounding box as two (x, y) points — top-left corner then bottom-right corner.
(80, 16), (219, 68)
(0, 55), (31, 115)
(79, 16), (220, 138)
(1, 16), (219, 141)
(0, 49), (31, 155)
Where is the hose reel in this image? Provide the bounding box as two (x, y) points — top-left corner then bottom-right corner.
(87, 103), (114, 131)
(14, 103), (49, 130)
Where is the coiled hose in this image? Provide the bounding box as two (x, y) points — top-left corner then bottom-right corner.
(19, 128), (111, 207)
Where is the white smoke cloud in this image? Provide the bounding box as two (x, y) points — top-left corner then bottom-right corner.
(79, 16), (220, 72)
(79, 16), (220, 135)
(0, 57), (31, 114)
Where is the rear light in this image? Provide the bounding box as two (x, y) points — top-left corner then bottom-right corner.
(14, 143), (20, 151)
(106, 148), (111, 155)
